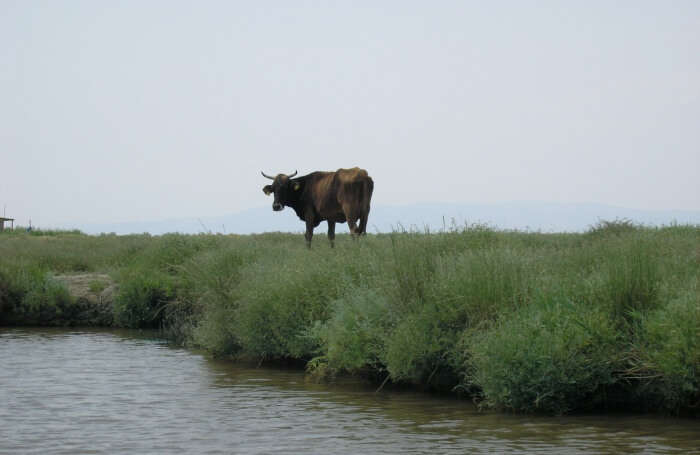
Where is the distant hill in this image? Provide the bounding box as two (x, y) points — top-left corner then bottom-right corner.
(79, 202), (700, 235)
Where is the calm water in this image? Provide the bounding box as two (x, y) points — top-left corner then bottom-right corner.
(1, 329), (698, 454)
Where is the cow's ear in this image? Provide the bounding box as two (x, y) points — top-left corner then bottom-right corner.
(293, 182), (301, 191)
(263, 185), (273, 195)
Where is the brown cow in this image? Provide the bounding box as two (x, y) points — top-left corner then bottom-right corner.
(261, 167), (374, 247)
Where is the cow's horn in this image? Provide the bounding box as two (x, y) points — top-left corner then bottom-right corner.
(261, 171), (275, 180)
(288, 170), (298, 178)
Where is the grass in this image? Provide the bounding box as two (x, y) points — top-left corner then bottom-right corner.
(0, 222), (698, 415)
(88, 279), (109, 294)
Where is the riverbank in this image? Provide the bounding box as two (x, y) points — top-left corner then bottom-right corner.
(1, 222), (698, 415)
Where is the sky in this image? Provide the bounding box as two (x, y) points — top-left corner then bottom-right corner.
(1, 1), (699, 230)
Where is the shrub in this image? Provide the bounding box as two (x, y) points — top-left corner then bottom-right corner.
(185, 245), (258, 355)
(234, 252), (346, 360)
(633, 288), (700, 414)
(383, 305), (454, 386)
(12, 275), (74, 326)
(380, 246), (533, 389)
(468, 295), (619, 414)
(586, 218), (642, 237)
(0, 268), (22, 321)
(308, 287), (390, 375)
(113, 273), (174, 328)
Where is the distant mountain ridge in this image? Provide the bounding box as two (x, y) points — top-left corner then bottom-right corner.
(80, 202), (700, 235)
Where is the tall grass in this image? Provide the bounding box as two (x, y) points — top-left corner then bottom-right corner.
(1, 223), (698, 414)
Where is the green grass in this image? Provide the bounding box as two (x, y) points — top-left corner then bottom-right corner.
(1, 222), (698, 415)
(88, 279), (109, 294)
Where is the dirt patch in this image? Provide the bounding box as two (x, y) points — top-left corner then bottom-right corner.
(55, 273), (118, 307)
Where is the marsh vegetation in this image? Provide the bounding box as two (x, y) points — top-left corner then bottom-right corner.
(1, 221), (698, 415)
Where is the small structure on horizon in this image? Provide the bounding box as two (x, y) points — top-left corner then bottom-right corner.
(0, 217), (14, 231)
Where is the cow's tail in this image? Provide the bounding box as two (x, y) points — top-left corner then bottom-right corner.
(358, 177), (373, 234)
(364, 177), (374, 211)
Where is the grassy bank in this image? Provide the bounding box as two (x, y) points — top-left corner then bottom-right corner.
(1, 222), (698, 415)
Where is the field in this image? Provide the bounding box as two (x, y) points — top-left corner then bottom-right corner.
(1, 221), (698, 415)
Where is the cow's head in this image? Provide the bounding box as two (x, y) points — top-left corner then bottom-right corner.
(261, 170), (300, 211)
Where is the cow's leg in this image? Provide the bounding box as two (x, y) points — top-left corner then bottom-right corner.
(347, 218), (359, 239)
(327, 221), (336, 248)
(359, 208), (370, 235)
(343, 203), (360, 238)
(305, 218), (315, 248)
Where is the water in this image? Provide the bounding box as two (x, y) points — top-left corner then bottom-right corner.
(1, 329), (698, 454)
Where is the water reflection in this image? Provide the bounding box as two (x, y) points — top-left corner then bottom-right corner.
(1, 328), (698, 454)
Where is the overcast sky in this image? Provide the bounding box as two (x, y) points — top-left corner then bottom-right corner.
(2, 1), (698, 229)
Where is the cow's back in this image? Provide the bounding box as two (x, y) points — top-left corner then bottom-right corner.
(335, 167), (368, 184)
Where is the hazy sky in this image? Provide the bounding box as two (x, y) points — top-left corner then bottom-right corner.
(2, 1), (698, 229)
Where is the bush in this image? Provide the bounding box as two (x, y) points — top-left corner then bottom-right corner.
(586, 218), (642, 237)
(380, 245), (533, 389)
(633, 288), (700, 414)
(308, 287), (390, 376)
(0, 267), (26, 321)
(467, 295), (619, 414)
(6, 274), (75, 326)
(185, 244), (258, 355)
(233, 250), (346, 360)
(383, 305), (453, 386)
(113, 273), (174, 328)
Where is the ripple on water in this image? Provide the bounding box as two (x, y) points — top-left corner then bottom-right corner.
(1, 328), (698, 455)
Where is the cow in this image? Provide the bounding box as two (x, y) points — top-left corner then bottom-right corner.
(261, 167), (374, 247)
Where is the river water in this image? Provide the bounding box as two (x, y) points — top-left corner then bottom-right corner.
(1, 328), (697, 454)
